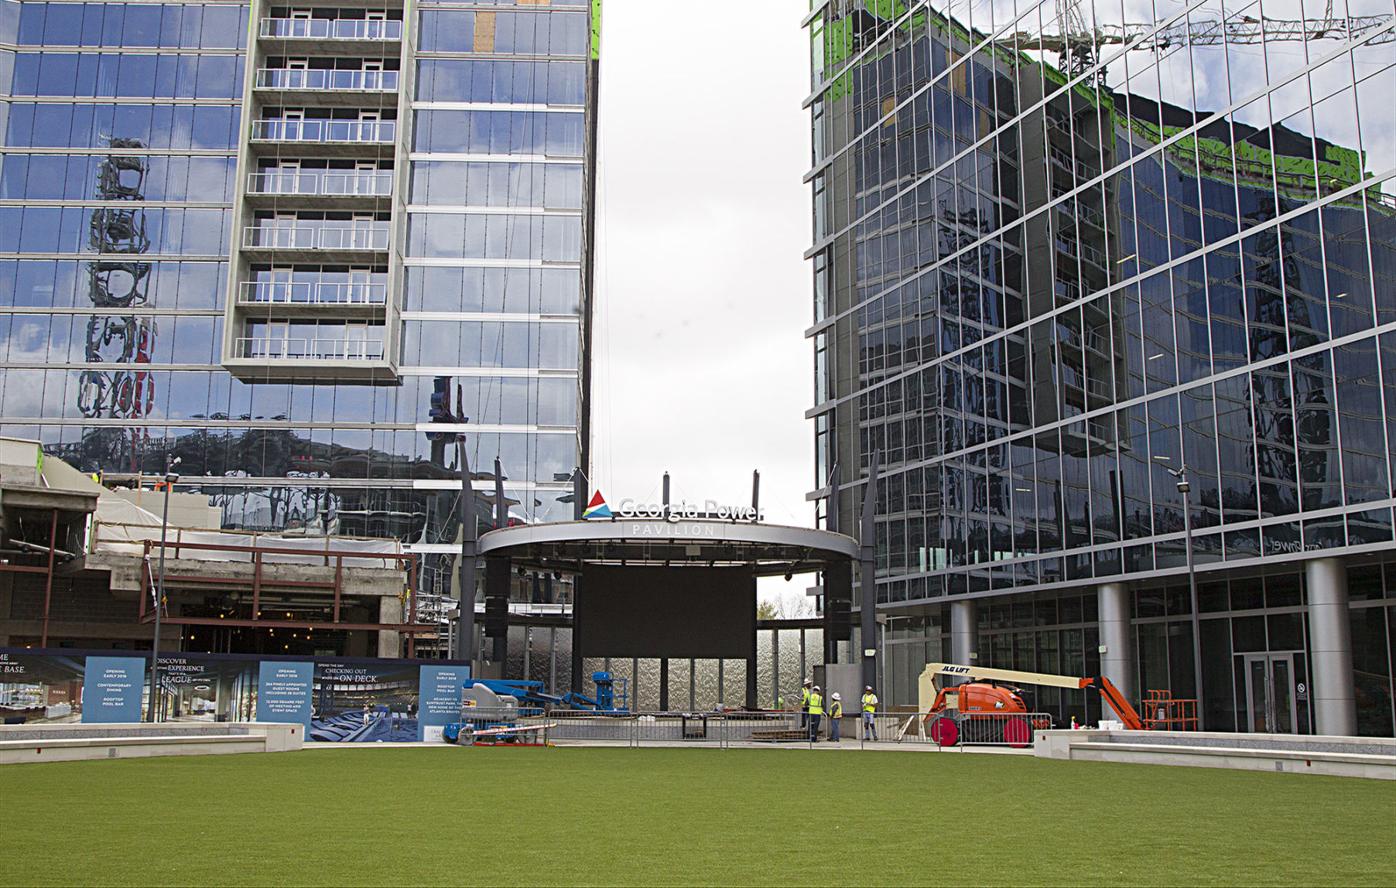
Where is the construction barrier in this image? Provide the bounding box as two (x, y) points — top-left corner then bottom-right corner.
(895, 710), (1055, 748)
(450, 708), (552, 746)
(521, 711), (800, 747)
(450, 709), (1053, 750)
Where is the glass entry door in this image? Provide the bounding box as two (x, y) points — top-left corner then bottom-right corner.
(1244, 654), (1296, 734)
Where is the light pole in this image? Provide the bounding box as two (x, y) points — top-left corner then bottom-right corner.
(147, 455), (179, 722)
(1156, 457), (1204, 728)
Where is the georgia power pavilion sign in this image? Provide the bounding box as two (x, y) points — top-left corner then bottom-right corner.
(582, 491), (760, 523)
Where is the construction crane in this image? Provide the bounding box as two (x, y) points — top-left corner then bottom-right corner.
(1015, 0), (1393, 75)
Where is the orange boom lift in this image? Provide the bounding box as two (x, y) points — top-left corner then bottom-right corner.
(915, 663), (1145, 747)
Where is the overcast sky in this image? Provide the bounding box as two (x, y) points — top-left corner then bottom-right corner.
(590, 0), (815, 536)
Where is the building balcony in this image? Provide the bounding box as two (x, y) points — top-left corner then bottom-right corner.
(242, 222), (390, 260)
(234, 336), (386, 362)
(224, 334), (395, 382)
(249, 119), (396, 157)
(259, 17), (402, 53)
(246, 170), (393, 208)
(237, 280), (389, 314)
(254, 68), (400, 106)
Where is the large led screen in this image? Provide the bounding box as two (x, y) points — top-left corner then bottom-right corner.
(577, 566), (755, 659)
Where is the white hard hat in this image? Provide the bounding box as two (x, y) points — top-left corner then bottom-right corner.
(813, 685), (821, 691)
(865, 685), (873, 691)
(832, 692), (841, 700)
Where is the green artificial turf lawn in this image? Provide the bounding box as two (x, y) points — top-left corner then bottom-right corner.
(1, 747), (1393, 887)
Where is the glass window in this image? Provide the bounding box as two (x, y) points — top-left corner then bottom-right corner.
(115, 53), (155, 97)
(122, 4), (163, 47)
(1292, 351), (1342, 512)
(37, 51), (79, 96)
(199, 5), (242, 49)
(1333, 338), (1389, 505)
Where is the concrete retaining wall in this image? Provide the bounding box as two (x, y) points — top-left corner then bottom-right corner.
(0, 722), (303, 764)
(1034, 729), (1396, 779)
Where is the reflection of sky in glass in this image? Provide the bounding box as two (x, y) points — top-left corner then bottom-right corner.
(806, 0), (1395, 599)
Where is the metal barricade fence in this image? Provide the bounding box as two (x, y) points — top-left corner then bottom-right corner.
(540, 711), (803, 748)
(521, 709), (1051, 750)
(629, 712), (724, 746)
(889, 710), (1053, 748)
(452, 708), (551, 746)
(545, 712), (635, 744)
(717, 711), (802, 746)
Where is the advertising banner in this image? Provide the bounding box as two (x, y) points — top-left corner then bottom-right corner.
(417, 665), (471, 741)
(0, 651), (86, 724)
(82, 656), (145, 723)
(157, 655), (258, 723)
(1, 648), (471, 740)
(311, 659), (420, 742)
(256, 661), (313, 727)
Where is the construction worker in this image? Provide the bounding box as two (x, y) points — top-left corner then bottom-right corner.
(799, 679), (812, 729)
(861, 685), (879, 741)
(828, 692), (843, 742)
(807, 685), (823, 742)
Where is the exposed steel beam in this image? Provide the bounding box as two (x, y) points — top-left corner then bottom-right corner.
(146, 615), (436, 633)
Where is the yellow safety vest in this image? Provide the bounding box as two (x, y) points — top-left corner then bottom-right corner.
(800, 687), (811, 709)
(862, 693), (878, 713)
(808, 693), (824, 716)
(829, 701), (842, 718)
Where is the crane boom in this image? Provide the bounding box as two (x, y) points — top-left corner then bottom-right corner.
(1012, 14), (1393, 55)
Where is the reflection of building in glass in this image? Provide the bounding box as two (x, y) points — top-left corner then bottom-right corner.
(807, 0), (1395, 736)
(0, 0), (599, 662)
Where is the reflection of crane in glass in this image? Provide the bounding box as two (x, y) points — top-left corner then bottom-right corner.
(80, 137), (156, 472)
(1032, 0), (1393, 75)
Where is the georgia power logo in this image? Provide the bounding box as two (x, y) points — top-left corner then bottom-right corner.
(582, 491), (613, 519)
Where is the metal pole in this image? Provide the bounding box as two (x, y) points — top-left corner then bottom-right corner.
(751, 470), (760, 520)
(491, 458), (509, 664)
(826, 461), (840, 534)
(549, 627), (557, 694)
(659, 658), (669, 711)
(456, 436), (476, 664)
(860, 451), (880, 692)
(40, 509), (57, 648)
(1178, 473), (1205, 728)
(662, 471), (670, 521)
(493, 457), (507, 528)
(572, 467), (586, 521)
(148, 461), (177, 723)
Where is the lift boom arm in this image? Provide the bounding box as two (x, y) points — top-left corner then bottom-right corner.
(917, 662), (1144, 730)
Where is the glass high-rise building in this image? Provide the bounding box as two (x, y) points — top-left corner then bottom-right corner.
(805, 0), (1395, 735)
(0, 0), (599, 643)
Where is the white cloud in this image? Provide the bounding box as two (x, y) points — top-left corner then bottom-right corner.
(591, 0), (815, 535)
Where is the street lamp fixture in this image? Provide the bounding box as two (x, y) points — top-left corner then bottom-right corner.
(147, 455), (179, 722)
(1156, 458), (1204, 728)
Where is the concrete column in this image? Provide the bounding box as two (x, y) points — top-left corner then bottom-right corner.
(377, 596), (402, 658)
(950, 599), (977, 673)
(1098, 582), (1134, 705)
(1306, 557), (1356, 736)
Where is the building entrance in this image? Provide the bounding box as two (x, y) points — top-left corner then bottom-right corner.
(1244, 653), (1297, 734)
